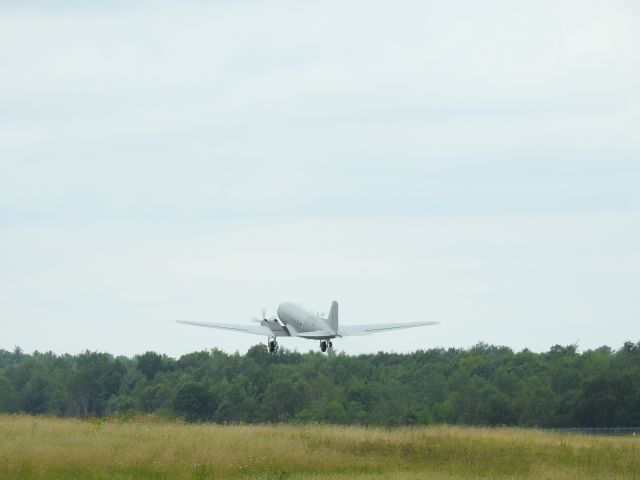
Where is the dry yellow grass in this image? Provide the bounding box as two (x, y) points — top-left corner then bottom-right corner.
(0, 415), (638, 479)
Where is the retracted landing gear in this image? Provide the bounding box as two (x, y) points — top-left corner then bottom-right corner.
(320, 340), (333, 353)
(268, 337), (277, 354)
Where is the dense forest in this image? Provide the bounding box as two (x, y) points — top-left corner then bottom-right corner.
(1, 342), (639, 427)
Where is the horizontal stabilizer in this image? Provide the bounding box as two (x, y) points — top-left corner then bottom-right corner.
(295, 330), (336, 339)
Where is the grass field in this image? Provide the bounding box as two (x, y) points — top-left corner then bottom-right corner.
(1, 415), (639, 479)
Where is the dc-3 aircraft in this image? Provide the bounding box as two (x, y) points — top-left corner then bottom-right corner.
(177, 301), (439, 353)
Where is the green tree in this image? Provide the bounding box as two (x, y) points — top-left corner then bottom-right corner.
(69, 351), (125, 417)
(21, 374), (50, 413)
(0, 375), (20, 412)
(577, 372), (632, 427)
(174, 382), (217, 422)
(262, 379), (302, 421)
(136, 351), (164, 380)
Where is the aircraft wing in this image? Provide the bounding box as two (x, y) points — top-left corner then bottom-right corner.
(176, 320), (279, 336)
(338, 321), (440, 336)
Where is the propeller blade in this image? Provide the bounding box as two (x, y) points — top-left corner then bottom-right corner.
(252, 309), (277, 323)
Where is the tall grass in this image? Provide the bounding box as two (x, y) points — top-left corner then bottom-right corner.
(0, 415), (638, 479)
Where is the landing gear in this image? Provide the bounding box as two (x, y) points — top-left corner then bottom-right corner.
(268, 337), (277, 353)
(320, 340), (333, 353)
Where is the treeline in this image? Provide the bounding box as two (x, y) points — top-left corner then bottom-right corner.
(1, 342), (639, 427)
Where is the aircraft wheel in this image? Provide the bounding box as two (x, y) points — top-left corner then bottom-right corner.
(320, 340), (327, 353)
(268, 340), (277, 353)
(328, 341), (333, 348)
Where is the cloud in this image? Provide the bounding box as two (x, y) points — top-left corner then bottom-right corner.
(1, 0), (639, 355)
(1, 213), (638, 355)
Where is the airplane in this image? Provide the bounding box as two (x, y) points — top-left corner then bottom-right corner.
(177, 301), (439, 353)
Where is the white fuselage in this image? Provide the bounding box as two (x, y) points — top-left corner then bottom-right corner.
(276, 302), (336, 339)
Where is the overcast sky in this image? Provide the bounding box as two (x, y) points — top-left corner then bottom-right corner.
(1, 0), (639, 357)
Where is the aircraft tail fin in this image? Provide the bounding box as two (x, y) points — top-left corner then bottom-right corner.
(328, 301), (338, 333)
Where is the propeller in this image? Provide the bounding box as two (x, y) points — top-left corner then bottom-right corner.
(251, 308), (277, 323)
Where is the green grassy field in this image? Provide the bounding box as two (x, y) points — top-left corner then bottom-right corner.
(0, 415), (638, 479)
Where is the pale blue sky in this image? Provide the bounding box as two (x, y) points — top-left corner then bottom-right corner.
(1, 0), (639, 356)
